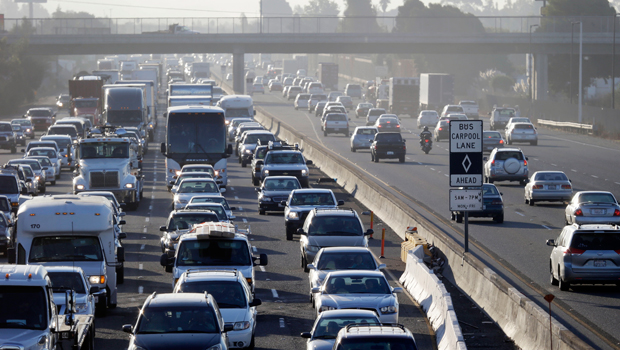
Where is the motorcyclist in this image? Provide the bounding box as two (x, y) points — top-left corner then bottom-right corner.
(419, 126), (432, 146)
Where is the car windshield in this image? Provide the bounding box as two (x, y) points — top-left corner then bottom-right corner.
(182, 167), (215, 176)
(22, 167), (33, 177)
(338, 337), (417, 350)
(265, 152), (304, 164)
(136, 306), (218, 334)
(483, 131), (502, 139)
(43, 138), (70, 150)
(177, 239), (251, 266)
(190, 197), (231, 210)
(313, 316), (380, 339)
(494, 151), (523, 161)
(10, 161), (41, 171)
(168, 213), (219, 230)
(570, 233), (620, 251)
(12, 120), (31, 126)
(0, 286), (48, 330)
(0, 124), (12, 132)
(324, 276), (390, 294)
(534, 173), (568, 181)
(74, 100), (98, 108)
(32, 157), (52, 167)
(29, 236), (103, 262)
(308, 216), (362, 236)
(291, 193), (335, 206)
(578, 193), (617, 204)
(28, 149), (56, 158)
(263, 178), (300, 191)
(497, 109), (516, 116)
(12, 126), (21, 132)
(177, 281), (246, 308)
(185, 205), (226, 220)
(244, 134), (275, 144)
(369, 109), (386, 116)
(49, 127), (77, 137)
(48, 272), (86, 294)
(482, 185), (499, 196)
(80, 142), (129, 159)
(176, 174), (212, 186)
(357, 129), (376, 135)
(0, 200), (9, 212)
(511, 118), (530, 123)
(29, 110), (52, 117)
(318, 252), (376, 270)
(359, 104), (372, 108)
(178, 180), (219, 194)
(28, 143), (56, 151)
(298, 95), (310, 101)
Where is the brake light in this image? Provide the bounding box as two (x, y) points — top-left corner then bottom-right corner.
(425, 140), (429, 143)
(491, 160), (495, 166)
(499, 140), (504, 144)
(614, 209), (620, 216)
(403, 146), (406, 150)
(396, 125), (400, 128)
(564, 247), (585, 255)
(561, 185), (572, 190)
(378, 125), (382, 128)
(574, 209), (583, 216)
(533, 185), (543, 189)
(523, 159), (527, 166)
(615, 250), (620, 255)
(438, 127), (443, 131)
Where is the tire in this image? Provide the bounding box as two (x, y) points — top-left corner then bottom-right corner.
(286, 228), (293, 241)
(247, 333), (256, 350)
(40, 186), (46, 194)
(302, 256), (309, 273)
(259, 210), (265, 215)
(424, 148), (430, 154)
(117, 263), (124, 284)
(252, 177), (260, 186)
(51, 180), (56, 186)
(550, 263), (559, 286)
(241, 161), (247, 168)
(323, 130), (327, 136)
(507, 138), (512, 145)
(10, 146), (16, 154)
(531, 141), (538, 146)
(529, 198), (535, 206)
(351, 147), (356, 152)
(559, 276), (570, 291)
(374, 155), (379, 163)
(520, 179), (527, 186)
(399, 156), (405, 163)
(493, 214), (504, 223)
(95, 296), (107, 317)
(455, 213), (463, 223)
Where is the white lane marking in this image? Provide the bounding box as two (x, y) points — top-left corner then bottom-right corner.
(140, 244), (145, 250)
(272, 289), (279, 298)
(515, 211), (525, 217)
(143, 228), (147, 233)
(252, 246), (257, 252)
(430, 168), (435, 171)
(279, 317), (285, 328)
(230, 187), (235, 191)
(152, 186), (156, 190)
(551, 163), (557, 167)
(259, 266), (266, 272)
(145, 217), (149, 222)
(406, 157), (411, 160)
(238, 206), (243, 211)
(139, 264), (143, 270)
(444, 174), (449, 177)
(151, 194), (155, 199)
(542, 225), (552, 230)
(242, 218), (248, 223)
(235, 196), (239, 200)
(138, 286), (144, 294)
(592, 175), (599, 178)
(571, 169), (577, 172)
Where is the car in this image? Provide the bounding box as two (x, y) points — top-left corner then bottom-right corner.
(237, 131), (276, 167)
(564, 191), (620, 225)
(0, 211), (13, 254)
(11, 119), (34, 139)
(228, 118), (255, 141)
(8, 159), (46, 194)
(46, 124), (79, 142)
(322, 113), (349, 137)
(0, 195), (15, 224)
(25, 147), (61, 179)
(56, 93), (71, 110)
(308, 82), (324, 95)
(445, 113), (468, 121)
(295, 93), (311, 110)
(283, 77), (294, 86)
(0, 122), (17, 153)
(370, 132), (406, 163)
(18, 164), (38, 196)
(506, 122), (538, 146)
(173, 178), (222, 210)
(46, 266), (98, 316)
(374, 115), (401, 132)
(159, 209), (221, 252)
(505, 117), (532, 131)
(344, 84), (362, 99)
(416, 110), (439, 129)
(287, 86), (303, 100)
(175, 163), (219, 189)
(365, 108), (386, 126)
(284, 189), (344, 241)
(40, 135), (75, 170)
(524, 171), (573, 206)
(250, 83), (264, 95)
(10, 125), (25, 147)
(332, 324), (418, 350)
(188, 195), (237, 220)
(315, 101), (328, 117)
(269, 80), (283, 92)
(547, 224), (620, 291)
(483, 148), (528, 185)
(313, 270), (402, 324)
(77, 191), (126, 220)
(300, 310), (381, 350)
(440, 104), (464, 119)
(173, 269), (262, 349)
(489, 107), (517, 131)
(355, 103), (373, 119)
(25, 107), (56, 131)
(261, 148), (312, 187)
(328, 91), (344, 102)
(256, 176), (301, 215)
(350, 126), (378, 152)
(282, 85), (292, 97)
(184, 202), (234, 223)
(433, 120), (449, 141)
(55, 118), (87, 139)
(335, 96), (353, 111)
(451, 184), (504, 224)
(25, 156), (56, 185)
(482, 131), (505, 153)
(250, 145), (268, 186)
(321, 105), (347, 121)
(307, 247), (385, 303)
(309, 94), (328, 112)
(170, 172), (213, 194)
(299, 208), (372, 272)
(122, 292), (233, 350)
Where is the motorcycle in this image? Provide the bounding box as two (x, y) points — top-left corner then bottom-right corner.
(420, 135), (432, 154)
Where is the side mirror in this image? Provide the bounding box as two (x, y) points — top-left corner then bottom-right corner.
(259, 253), (268, 266)
(297, 228), (305, 235)
(307, 263), (316, 270)
(65, 290), (76, 316)
(253, 110), (257, 116)
(546, 239), (556, 247)
(117, 246), (125, 263)
(160, 253), (173, 268)
(160, 142), (166, 154)
(121, 324), (133, 334)
(365, 229), (374, 236)
(525, 157), (529, 161)
(169, 181), (176, 185)
(119, 220), (126, 226)
(159, 225), (167, 231)
(224, 324), (234, 333)
(311, 287), (320, 294)
(337, 200), (344, 206)
(378, 263), (386, 270)
(118, 232), (127, 240)
(392, 287), (404, 294)
(20, 187), (27, 195)
(300, 332), (312, 339)
(249, 298), (262, 307)
(306, 160), (313, 165)
(89, 286), (100, 294)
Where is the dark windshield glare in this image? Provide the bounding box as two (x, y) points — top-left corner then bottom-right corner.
(178, 281), (246, 308)
(291, 193), (335, 206)
(48, 272), (86, 294)
(177, 240), (251, 266)
(0, 124), (12, 132)
(0, 286), (48, 330)
(324, 276), (390, 294)
(74, 100), (98, 108)
(314, 317), (380, 339)
(244, 134), (275, 144)
(318, 252), (375, 270)
(178, 180), (218, 193)
(263, 178), (300, 190)
(137, 306), (218, 334)
(308, 216), (362, 236)
(168, 114), (226, 154)
(29, 236), (103, 262)
(80, 142), (129, 159)
(265, 152), (304, 164)
(49, 127), (77, 137)
(579, 193), (616, 203)
(570, 233), (620, 251)
(190, 197), (230, 210)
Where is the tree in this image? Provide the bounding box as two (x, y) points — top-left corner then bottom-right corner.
(340, 0), (381, 33)
(299, 0), (339, 16)
(379, 0), (391, 14)
(262, 0), (293, 16)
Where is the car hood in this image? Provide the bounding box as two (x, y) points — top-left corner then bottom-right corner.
(288, 204), (338, 212)
(220, 308), (248, 323)
(307, 235), (366, 248)
(263, 164), (308, 170)
(135, 333), (221, 350)
(263, 189), (295, 196)
(308, 339), (336, 350)
(0, 328), (47, 344)
(321, 294), (393, 308)
(79, 158), (130, 171)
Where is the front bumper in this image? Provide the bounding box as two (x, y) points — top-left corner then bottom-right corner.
(227, 326), (254, 348)
(259, 200), (286, 212)
(76, 188), (138, 205)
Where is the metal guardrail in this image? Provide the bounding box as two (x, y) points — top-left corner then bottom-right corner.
(0, 15), (618, 35)
(537, 119), (594, 131)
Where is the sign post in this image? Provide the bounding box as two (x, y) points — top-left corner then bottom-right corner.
(449, 120), (483, 253)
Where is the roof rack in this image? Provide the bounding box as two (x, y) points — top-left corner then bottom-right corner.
(313, 207), (356, 214)
(265, 140), (300, 152)
(344, 323), (407, 332)
(185, 268), (238, 276)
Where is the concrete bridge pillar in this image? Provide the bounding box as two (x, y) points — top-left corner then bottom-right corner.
(233, 52), (245, 94)
(533, 53), (548, 101)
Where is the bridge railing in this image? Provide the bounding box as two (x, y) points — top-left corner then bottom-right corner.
(0, 16), (617, 35)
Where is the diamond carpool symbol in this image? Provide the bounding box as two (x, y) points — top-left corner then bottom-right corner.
(462, 154), (472, 173)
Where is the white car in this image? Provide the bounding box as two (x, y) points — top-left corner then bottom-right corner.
(300, 310), (381, 350)
(46, 266), (97, 316)
(184, 202), (234, 222)
(40, 135), (75, 170)
(505, 117), (532, 132)
(26, 156), (58, 185)
(505, 122), (538, 146)
(295, 93), (311, 110)
(416, 110), (439, 129)
(173, 178), (222, 210)
(170, 172), (213, 194)
(25, 147), (61, 179)
(188, 195), (237, 221)
(313, 270), (403, 324)
(307, 82), (324, 95)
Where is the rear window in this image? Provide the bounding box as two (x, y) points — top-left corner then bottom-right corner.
(49, 127), (77, 137)
(338, 96), (352, 102)
(297, 94), (310, 100)
(28, 110), (52, 117)
(494, 151), (524, 161)
(483, 131), (502, 139)
(346, 85), (361, 90)
(460, 101), (476, 106)
(447, 106), (463, 112)
(482, 185), (499, 195)
(570, 233), (620, 251)
(0, 124), (12, 132)
(578, 193), (617, 204)
(356, 129), (377, 135)
(534, 172), (568, 181)
(514, 124), (534, 129)
(375, 133), (402, 142)
(368, 109), (386, 116)
(327, 114), (347, 121)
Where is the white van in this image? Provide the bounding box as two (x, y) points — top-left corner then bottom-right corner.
(216, 95), (256, 123)
(8, 195), (124, 314)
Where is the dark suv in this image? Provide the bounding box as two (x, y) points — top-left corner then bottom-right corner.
(24, 108), (56, 131)
(333, 324), (418, 350)
(0, 122), (17, 154)
(371, 132), (406, 163)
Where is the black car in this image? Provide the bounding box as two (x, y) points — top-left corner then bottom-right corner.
(0, 122), (17, 153)
(482, 130), (505, 153)
(256, 176), (301, 214)
(371, 132), (406, 163)
(451, 184), (504, 224)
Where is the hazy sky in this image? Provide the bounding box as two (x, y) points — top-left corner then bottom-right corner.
(37, 0), (508, 18)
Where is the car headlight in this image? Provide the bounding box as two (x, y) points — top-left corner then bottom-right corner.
(175, 170), (182, 176)
(301, 169), (307, 176)
(245, 149), (252, 154)
(288, 212), (298, 219)
(26, 129), (31, 132)
(306, 245), (320, 252)
(318, 305), (336, 313)
(380, 305), (398, 314)
(261, 196), (271, 202)
(89, 275), (105, 284)
(76, 184), (85, 190)
(233, 321), (251, 330)
(35, 176), (40, 181)
(175, 198), (187, 204)
(206, 345), (222, 350)
(214, 170), (219, 177)
(125, 183), (134, 189)
(264, 170), (270, 175)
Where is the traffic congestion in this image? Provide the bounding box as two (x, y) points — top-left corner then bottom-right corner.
(0, 52), (618, 350)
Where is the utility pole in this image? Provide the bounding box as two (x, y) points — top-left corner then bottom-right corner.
(578, 21), (583, 124)
(259, 0), (263, 34)
(529, 24), (539, 117)
(613, 15), (616, 109)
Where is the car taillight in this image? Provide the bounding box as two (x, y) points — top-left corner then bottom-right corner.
(574, 209), (583, 216)
(614, 209), (620, 216)
(499, 140), (504, 144)
(615, 250), (620, 255)
(425, 140), (429, 143)
(438, 127), (443, 131)
(396, 125), (400, 128)
(403, 146), (406, 150)
(564, 247), (585, 255)
(561, 185), (571, 190)
(491, 160), (495, 165)
(378, 125), (382, 128)
(533, 185), (543, 189)
(523, 159), (527, 166)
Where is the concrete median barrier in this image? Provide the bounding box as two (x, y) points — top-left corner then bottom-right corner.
(251, 104), (593, 350)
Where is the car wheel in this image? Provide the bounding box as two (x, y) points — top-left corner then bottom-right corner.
(399, 156), (405, 163)
(374, 155), (379, 163)
(507, 138), (512, 145)
(40, 186), (46, 194)
(117, 262), (124, 284)
(524, 197), (529, 204)
(529, 198), (535, 206)
(493, 214), (504, 223)
(286, 228), (293, 241)
(531, 141), (538, 146)
(247, 333), (256, 350)
(550, 263), (559, 286)
(323, 130), (327, 136)
(259, 209), (265, 215)
(301, 255), (306, 269)
(559, 275), (570, 291)
(95, 296), (107, 317)
(455, 213), (463, 223)
(241, 161), (247, 168)
(10, 146), (16, 154)
(252, 177), (260, 186)
(351, 147), (356, 152)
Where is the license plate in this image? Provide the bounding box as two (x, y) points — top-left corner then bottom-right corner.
(387, 151), (394, 155)
(591, 209), (606, 215)
(547, 185), (556, 190)
(334, 128), (340, 131)
(594, 260), (606, 267)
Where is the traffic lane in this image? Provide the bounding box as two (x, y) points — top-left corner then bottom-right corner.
(250, 92), (620, 348)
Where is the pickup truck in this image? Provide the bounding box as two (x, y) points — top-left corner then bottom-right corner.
(459, 100), (479, 119)
(143, 24), (199, 34)
(489, 107), (516, 131)
(322, 113), (349, 136)
(371, 132), (406, 163)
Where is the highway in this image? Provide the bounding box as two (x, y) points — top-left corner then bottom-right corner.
(244, 80), (620, 350)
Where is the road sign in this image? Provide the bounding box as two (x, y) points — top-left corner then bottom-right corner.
(449, 189), (483, 211)
(449, 120), (483, 187)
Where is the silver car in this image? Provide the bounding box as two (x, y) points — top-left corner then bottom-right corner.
(26, 156), (57, 185)
(300, 309), (380, 350)
(26, 147), (61, 179)
(170, 172), (213, 195)
(524, 171), (572, 206)
(506, 122), (538, 146)
(312, 270), (403, 324)
(564, 191), (620, 225)
(547, 224), (620, 291)
(188, 195), (237, 220)
(307, 247), (385, 304)
(483, 148), (529, 185)
(350, 127), (377, 152)
(173, 178), (222, 210)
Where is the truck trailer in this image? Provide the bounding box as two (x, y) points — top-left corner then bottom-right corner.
(419, 73), (454, 112)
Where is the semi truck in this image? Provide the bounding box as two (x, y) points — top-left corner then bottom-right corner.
(388, 77), (420, 117)
(113, 81), (158, 140)
(419, 73), (454, 112)
(68, 78), (104, 125)
(318, 62), (339, 91)
(102, 86), (147, 132)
